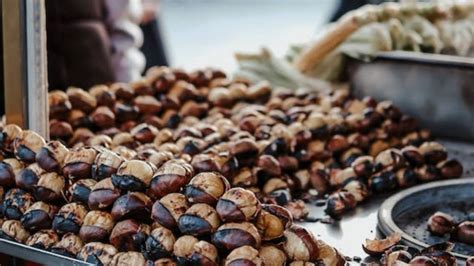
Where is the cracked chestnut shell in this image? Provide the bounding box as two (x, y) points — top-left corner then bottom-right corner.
(152, 193), (188, 230)
(92, 150), (124, 181)
(88, 178), (121, 210)
(325, 190), (357, 217)
(374, 148), (405, 171)
(36, 141), (69, 173)
(362, 233), (401, 256)
(150, 159), (194, 198)
(342, 178), (369, 203)
(66, 87), (97, 114)
(178, 203), (220, 237)
(89, 84), (116, 107)
(0, 219), (30, 243)
(69, 179), (97, 204)
(51, 233), (84, 257)
(283, 225), (319, 261)
(111, 251), (147, 266)
(53, 203), (88, 234)
(142, 225), (175, 260)
(230, 139), (259, 166)
(427, 212), (454, 236)
(188, 240), (219, 266)
(3, 188), (35, 220)
(49, 90), (72, 120)
(13, 130), (46, 163)
(109, 219), (151, 252)
(395, 168), (418, 188)
(225, 245), (263, 266)
(90, 106), (116, 129)
(26, 229), (59, 250)
(419, 142), (447, 164)
(185, 172), (230, 205)
(258, 245), (287, 266)
(316, 239), (345, 266)
(409, 256), (437, 266)
(0, 158), (24, 187)
(112, 160), (155, 192)
(33, 172), (65, 202)
(216, 187), (261, 223)
(21, 201), (57, 231)
(77, 242), (118, 265)
(212, 222), (261, 251)
(0, 124), (22, 153)
(256, 204), (292, 241)
(351, 156), (374, 177)
(401, 146), (424, 166)
(79, 211), (114, 243)
(111, 192), (152, 222)
(15, 163), (45, 191)
(131, 123), (159, 144)
(173, 235), (198, 264)
(63, 147), (98, 180)
(454, 221), (474, 245)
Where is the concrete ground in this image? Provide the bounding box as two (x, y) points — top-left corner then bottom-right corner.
(159, 0), (336, 71)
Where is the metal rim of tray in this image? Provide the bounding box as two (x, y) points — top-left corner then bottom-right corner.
(377, 178), (474, 260)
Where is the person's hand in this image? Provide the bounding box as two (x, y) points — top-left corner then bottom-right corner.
(141, 0), (159, 24)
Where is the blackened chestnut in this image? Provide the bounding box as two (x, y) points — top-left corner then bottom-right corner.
(283, 225), (319, 261)
(21, 201), (57, 231)
(325, 190), (357, 217)
(419, 142), (447, 164)
(88, 178), (121, 210)
(26, 229), (59, 250)
(69, 179), (97, 204)
(152, 193), (188, 230)
(77, 242), (118, 265)
(258, 245), (287, 266)
(427, 212), (454, 236)
(36, 141), (69, 173)
(342, 178), (369, 202)
(212, 222), (261, 251)
(401, 146), (424, 166)
(369, 171), (397, 192)
(142, 225), (175, 260)
(33, 172), (65, 202)
(150, 159), (194, 198)
(111, 251), (147, 266)
(225, 245), (263, 266)
(13, 130), (46, 163)
(92, 150), (124, 180)
(395, 168), (418, 188)
(255, 204), (292, 241)
(111, 192), (152, 222)
(53, 203), (88, 234)
(63, 147), (98, 180)
(79, 211), (114, 243)
(178, 203), (220, 237)
(3, 188), (35, 220)
(0, 158), (24, 187)
(0, 219), (30, 243)
(15, 163), (44, 191)
(216, 187), (260, 223)
(112, 160), (155, 192)
(185, 172), (230, 205)
(109, 219), (151, 252)
(51, 233), (84, 257)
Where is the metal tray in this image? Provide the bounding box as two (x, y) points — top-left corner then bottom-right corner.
(347, 51), (474, 142)
(378, 178), (474, 261)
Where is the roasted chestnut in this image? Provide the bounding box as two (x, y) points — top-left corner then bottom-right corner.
(0, 124), (23, 153)
(283, 225), (319, 261)
(33, 172), (65, 202)
(21, 201), (56, 231)
(184, 172), (230, 205)
(173, 235), (199, 264)
(142, 225), (175, 260)
(0, 158), (24, 187)
(3, 188), (35, 220)
(256, 204), (292, 241)
(91, 150), (124, 181)
(130, 123), (159, 144)
(66, 87), (97, 114)
(394, 168), (418, 188)
(401, 146), (424, 166)
(109, 219), (151, 252)
(63, 146), (98, 180)
(415, 165), (441, 182)
(383, 250), (413, 265)
(329, 167), (356, 187)
(111, 192), (152, 222)
(427, 212), (454, 236)
(26, 229), (59, 250)
(13, 130), (46, 163)
(362, 233), (401, 256)
(49, 90), (72, 120)
(225, 245), (263, 266)
(112, 160), (155, 192)
(284, 200), (309, 221)
(216, 187), (261, 223)
(36, 141), (69, 173)
(79, 211), (114, 243)
(262, 178), (291, 206)
(369, 171), (397, 192)
(152, 193), (188, 230)
(77, 242), (118, 265)
(152, 258), (178, 266)
(454, 221), (474, 245)
(52, 203), (88, 234)
(409, 256), (437, 266)
(51, 233), (84, 257)
(88, 178), (121, 210)
(258, 245), (287, 266)
(466, 257), (474, 266)
(230, 138), (259, 166)
(68, 179), (96, 204)
(419, 142), (447, 164)
(188, 240), (219, 266)
(90, 106), (116, 129)
(437, 159), (463, 179)
(317, 239), (345, 266)
(0, 219), (30, 243)
(342, 178), (369, 202)
(111, 251), (147, 266)
(150, 159), (194, 198)
(178, 203), (220, 237)
(212, 222), (261, 251)
(89, 84), (116, 107)
(325, 190), (357, 217)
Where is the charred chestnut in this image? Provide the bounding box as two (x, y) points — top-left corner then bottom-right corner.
(33, 172), (65, 202)
(69, 179), (96, 204)
(79, 211), (114, 243)
(283, 225), (319, 261)
(49, 90), (72, 120)
(26, 229), (59, 250)
(454, 221), (474, 245)
(225, 245), (262, 266)
(256, 204), (292, 241)
(143, 225), (175, 260)
(150, 159), (194, 198)
(112, 160), (155, 192)
(415, 165), (441, 182)
(109, 219), (151, 252)
(342, 178), (369, 202)
(0, 219), (30, 243)
(212, 222), (261, 251)
(152, 193), (188, 230)
(427, 212), (454, 236)
(53, 203), (88, 234)
(77, 242), (118, 265)
(111, 251), (147, 266)
(258, 245), (287, 266)
(325, 190), (357, 217)
(369, 171), (397, 192)
(188, 240), (219, 266)
(216, 187), (260, 223)
(13, 130), (46, 163)
(15, 163), (45, 192)
(63, 147), (98, 180)
(419, 142), (447, 165)
(51, 233), (84, 257)
(111, 192), (152, 222)
(185, 172), (230, 205)
(178, 203), (220, 237)
(0, 158), (24, 187)
(88, 178), (121, 210)
(36, 141), (69, 173)
(21, 201), (56, 231)
(92, 150), (124, 180)
(395, 168), (418, 188)
(3, 188), (35, 220)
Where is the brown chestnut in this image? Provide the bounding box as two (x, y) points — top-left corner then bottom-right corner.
(152, 193), (188, 230)
(92, 150), (124, 180)
(419, 142), (447, 164)
(185, 172), (230, 205)
(51, 233), (84, 257)
(427, 212), (454, 236)
(111, 192), (152, 222)
(36, 141), (69, 173)
(13, 130), (46, 163)
(131, 123), (159, 144)
(325, 190), (357, 217)
(109, 219), (151, 252)
(79, 211), (114, 243)
(15, 163), (45, 191)
(68, 128), (94, 147)
(258, 245), (287, 266)
(351, 156), (374, 178)
(178, 203), (220, 237)
(77, 242), (118, 265)
(0, 219), (30, 243)
(49, 90), (72, 120)
(111, 251), (147, 266)
(256, 204), (292, 241)
(409, 256), (437, 266)
(225, 245), (263, 266)
(395, 168), (418, 188)
(69, 179), (97, 204)
(342, 178), (369, 202)
(110, 82), (134, 101)
(63, 146), (98, 180)
(0, 124), (22, 153)
(454, 221), (474, 245)
(212, 222), (261, 251)
(216, 187), (261, 223)
(21, 201), (57, 231)
(3, 188), (35, 220)
(89, 84), (116, 107)
(230, 138), (259, 166)
(283, 225), (319, 261)
(401, 146), (424, 166)
(90, 106), (116, 129)
(437, 159), (463, 179)
(143, 225), (175, 260)
(0, 158), (24, 187)
(33, 172), (65, 202)
(26, 229), (59, 250)
(150, 159), (194, 198)
(88, 178), (121, 210)
(374, 148), (405, 171)
(134, 95), (162, 114)
(66, 87), (97, 113)
(53, 203), (88, 234)
(87, 134), (113, 148)
(316, 239), (345, 266)
(112, 160), (155, 192)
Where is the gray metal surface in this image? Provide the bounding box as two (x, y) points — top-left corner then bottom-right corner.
(378, 179), (474, 260)
(347, 51), (474, 142)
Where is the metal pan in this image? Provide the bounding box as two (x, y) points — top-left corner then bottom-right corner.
(378, 178), (474, 261)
